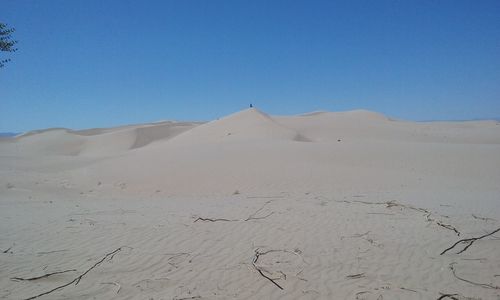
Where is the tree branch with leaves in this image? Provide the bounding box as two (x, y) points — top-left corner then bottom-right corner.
(0, 22), (18, 68)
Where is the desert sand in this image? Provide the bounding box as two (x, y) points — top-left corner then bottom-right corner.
(1, 108), (499, 299)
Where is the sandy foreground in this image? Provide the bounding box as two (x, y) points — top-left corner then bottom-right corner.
(1, 108), (500, 300)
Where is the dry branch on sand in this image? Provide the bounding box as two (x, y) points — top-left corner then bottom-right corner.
(399, 287), (418, 293)
(193, 217), (238, 222)
(437, 293), (460, 300)
(471, 214), (496, 222)
(36, 249), (68, 255)
(252, 249), (284, 290)
(436, 221), (461, 236)
(22, 247), (123, 300)
(247, 196), (285, 199)
(448, 263), (500, 290)
(101, 282), (121, 294)
(341, 231), (370, 239)
(244, 200), (274, 221)
(194, 200), (275, 223)
(2, 245), (13, 253)
(436, 294), (479, 300)
(11, 269), (77, 281)
(352, 200), (458, 229)
(440, 227), (500, 255)
(250, 247), (307, 290)
(173, 296), (202, 300)
(346, 273), (365, 279)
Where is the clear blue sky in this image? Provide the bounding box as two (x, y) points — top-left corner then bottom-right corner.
(1, 0), (499, 132)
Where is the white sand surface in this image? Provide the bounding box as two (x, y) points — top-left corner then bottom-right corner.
(1, 108), (499, 299)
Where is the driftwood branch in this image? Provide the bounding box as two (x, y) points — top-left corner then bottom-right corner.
(440, 227), (500, 255)
(449, 263), (500, 289)
(11, 269), (77, 281)
(252, 249), (284, 290)
(23, 247), (122, 300)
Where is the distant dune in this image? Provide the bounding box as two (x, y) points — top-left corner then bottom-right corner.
(2, 108), (499, 195)
(1, 108), (500, 299)
(0, 132), (19, 137)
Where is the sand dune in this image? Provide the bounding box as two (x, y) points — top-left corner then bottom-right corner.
(62, 109), (500, 200)
(1, 109), (500, 299)
(0, 121), (200, 157)
(158, 108), (310, 144)
(276, 110), (500, 144)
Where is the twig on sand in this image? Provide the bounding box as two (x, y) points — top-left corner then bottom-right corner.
(472, 214), (496, 222)
(193, 217), (238, 222)
(252, 249), (284, 290)
(194, 200), (275, 223)
(426, 213), (460, 236)
(461, 258), (487, 263)
(351, 200), (388, 205)
(440, 227), (500, 255)
(352, 199), (438, 217)
(436, 221), (461, 236)
(244, 200), (274, 221)
(437, 293), (459, 300)
(173, 296), (201, 300)
(351, 199), (418, 211)
(346, 273), (365, 279)
(400, 287), (418, 293)
(11, 270), (77, 281)
(23, 247), (123, 300)
(425, 213), (435, 222)
(36, 249), (68, 255)
(448, 263), (500, 290)
(437, 293), (479, 300)
(350, 199), (463, 240)
(386, 200), (431, 214)
(355, 291), (370, 299)
(245, 212), (274, 220)
(247, 196), (284, 199)
(2, 245), (13, 253)
(341, 231), (370, 240)
(334, 199), (352, 204)
(101, 282), (121, 294)
(352, 200), (432, 216)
